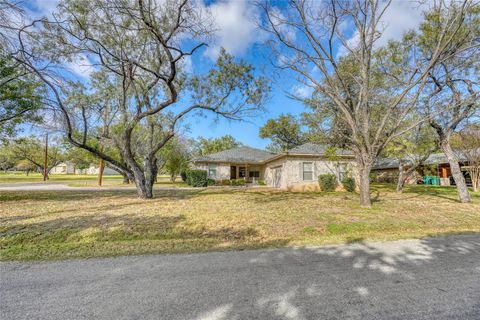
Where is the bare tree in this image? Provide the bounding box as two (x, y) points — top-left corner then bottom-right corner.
(421, 3), (479, 202)
(260, 0), (474, 207)
(10, 0), (269, 198)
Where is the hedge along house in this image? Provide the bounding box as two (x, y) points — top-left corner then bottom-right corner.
(192, 143), (357, 190)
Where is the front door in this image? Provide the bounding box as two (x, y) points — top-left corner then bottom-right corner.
(239, 167), (246, 178)
(230, 166), (236, 179)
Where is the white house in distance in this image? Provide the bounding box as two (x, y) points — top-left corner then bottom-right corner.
(192, 143), (357, 190)
(50, 162), (120, 175)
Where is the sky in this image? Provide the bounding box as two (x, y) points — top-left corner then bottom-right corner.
(22, 0), (427, 149)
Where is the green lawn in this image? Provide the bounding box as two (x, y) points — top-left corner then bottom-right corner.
(1, 183), (479, 261)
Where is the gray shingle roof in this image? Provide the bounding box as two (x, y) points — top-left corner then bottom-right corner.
(288, 143), (354, 156)
(373, 151), (469, 170)
(193, 146), (276, 163)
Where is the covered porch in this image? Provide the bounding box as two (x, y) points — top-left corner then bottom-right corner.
(229, 163), (263, 183)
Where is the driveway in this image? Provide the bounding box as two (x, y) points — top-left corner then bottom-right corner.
(1, 234), (479, 319)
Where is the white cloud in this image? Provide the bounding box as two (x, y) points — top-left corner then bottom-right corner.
(64, 54), (95, 79)
(267, 7), (296, 43)
(294, 84), (314, 99)
(203, 0), (263, 60)
(337, 0), (427, 57)
(180, 55), (193, 74)
(376, 0), (426, 47)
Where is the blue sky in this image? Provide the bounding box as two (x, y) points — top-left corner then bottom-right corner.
(23, 0), (427, 149)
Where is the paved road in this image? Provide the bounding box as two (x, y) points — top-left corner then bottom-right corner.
(1, 234), (479, 320)
(0, 182), (189, 191)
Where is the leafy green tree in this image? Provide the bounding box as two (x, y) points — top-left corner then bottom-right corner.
(162, 137), (191, 182)
(0, 143), (16, 172)
(196, 135), (243, 156)
(384, 125), (438, 193)
(12, 136), (65, 179)
(13, 0), (269, 199)
(259, 114), (305, 152)
(64, 145), (97, 173)
(0, 54), (43, 138)
(15, 159), (35, 175)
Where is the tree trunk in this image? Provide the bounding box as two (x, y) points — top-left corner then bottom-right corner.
(467, 168), (479, 192)
(441, 137), (471, 203)
(131, 157), (158, 199)
(358, 164), (372, 208)
(396, 160), (406, 193)
(120, 171), (130, 184)
(132, 169), (154, 199)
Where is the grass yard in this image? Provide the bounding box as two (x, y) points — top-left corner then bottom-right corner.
(1, 184), (479, 261)
(0, 172), (187, 187)
(0, 172), (122, 184)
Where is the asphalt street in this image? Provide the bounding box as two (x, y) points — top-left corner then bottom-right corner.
(1, 234), (479, 319)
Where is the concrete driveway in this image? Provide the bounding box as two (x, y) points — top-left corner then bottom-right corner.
(1, 234), (479, 320)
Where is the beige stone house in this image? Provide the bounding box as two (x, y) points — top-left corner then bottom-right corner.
(192, 143), (357, 190)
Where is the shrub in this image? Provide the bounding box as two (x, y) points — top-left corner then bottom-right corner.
(186, 170), (208, 187)
(217, 179), (231, 186)
(207, 178), (215, 186)
(231, 178), (245, 186)
(257, 179), (266, 186)
(180, 170), (188, 182)
(318, 174), (337, 192)
(342, 176), (356, 192)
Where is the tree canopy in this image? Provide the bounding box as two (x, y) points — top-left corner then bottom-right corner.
(11, 0), (269, 198)
(196, 135), (243, 156)
(259, 114), (306, 152)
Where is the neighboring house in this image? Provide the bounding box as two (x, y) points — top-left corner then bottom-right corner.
(192, 143), (357, 190)
(50, 162), (120, 175)
(373, 152), (471, 186)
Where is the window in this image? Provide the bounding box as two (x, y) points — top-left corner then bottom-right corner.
(303, 162), (313, 181)
(208, 164), (217, 178)
(338, 164), (348, 181)
(239, 167), (246, 178)
(249, 171), (260, 178)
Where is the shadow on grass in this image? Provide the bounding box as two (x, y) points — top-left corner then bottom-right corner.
(184, 233), (480, 319)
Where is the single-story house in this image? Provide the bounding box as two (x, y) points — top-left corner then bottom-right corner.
(373, 152), (471, 186)
(50, 162), (120, 175)
(192, 143), (357, 190)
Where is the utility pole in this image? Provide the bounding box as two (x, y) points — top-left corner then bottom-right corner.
(43, 132), (48, 181)
(98, 105), (107, 186)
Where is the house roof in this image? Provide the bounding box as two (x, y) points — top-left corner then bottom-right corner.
(373, 151), (469, 170)
(193, 143), (354, 164)
(287, 143), (354, 156)
(193, 146), (276, 163)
